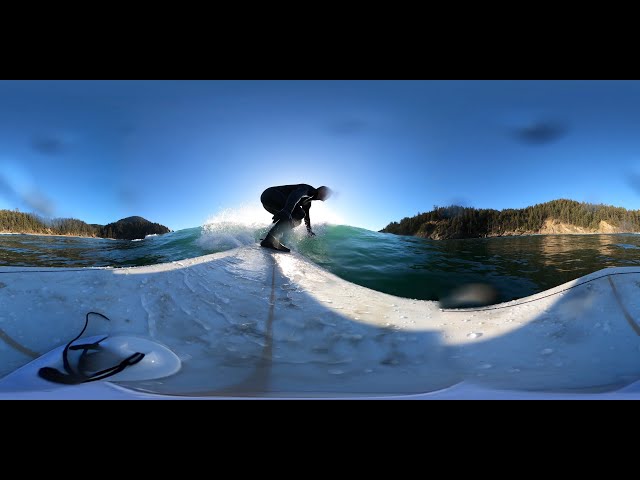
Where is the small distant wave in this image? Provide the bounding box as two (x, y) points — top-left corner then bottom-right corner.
(131, 233), (160, 242)
(614, 243), (640, 250)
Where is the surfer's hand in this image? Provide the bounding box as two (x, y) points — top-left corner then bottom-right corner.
(307, 230), (316, 237)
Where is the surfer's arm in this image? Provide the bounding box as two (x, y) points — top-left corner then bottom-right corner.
(303, 203), (315, 236)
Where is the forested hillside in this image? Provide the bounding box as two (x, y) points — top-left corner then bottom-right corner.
(381, 199), (640, 239)
(0, 209), (170, 240)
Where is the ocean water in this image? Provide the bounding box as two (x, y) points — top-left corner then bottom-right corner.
(2, 222), (640, 303)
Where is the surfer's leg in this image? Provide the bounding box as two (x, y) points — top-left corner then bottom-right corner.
(291, 206), (304, 228)
(260, 188), (291, 252)
(260, 235), (290, 252)
(261, 219), (291, 252)
(271, 207), (303, 239)
(261, 209), (303, 252)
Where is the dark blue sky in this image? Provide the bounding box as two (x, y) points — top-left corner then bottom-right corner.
(1, 80), (639, 231)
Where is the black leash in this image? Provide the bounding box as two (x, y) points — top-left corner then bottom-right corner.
(38, 312), (145, 385)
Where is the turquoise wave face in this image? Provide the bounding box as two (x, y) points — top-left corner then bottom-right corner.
(279, 225), (640, 302)
(2, 225), (640, 302)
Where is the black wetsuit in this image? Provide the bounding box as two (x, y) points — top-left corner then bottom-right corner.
(260, 184), (319, 250)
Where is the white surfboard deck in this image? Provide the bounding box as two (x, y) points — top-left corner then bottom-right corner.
(1, 244), (639, 399)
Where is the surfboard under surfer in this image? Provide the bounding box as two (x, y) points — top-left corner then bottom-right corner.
(260, 184), (332, 252)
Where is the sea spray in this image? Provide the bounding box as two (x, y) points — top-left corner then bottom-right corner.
(197, 204), (271, 252)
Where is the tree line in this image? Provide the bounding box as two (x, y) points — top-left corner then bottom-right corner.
(0, 209), (169, 239)
(0, 209), (98, 236)
(381, 199), (640, 239)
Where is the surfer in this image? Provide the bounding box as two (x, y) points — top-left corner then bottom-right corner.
(260, 184), (332, 252)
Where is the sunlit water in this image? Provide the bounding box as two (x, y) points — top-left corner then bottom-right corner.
(2, 224), (640, 303)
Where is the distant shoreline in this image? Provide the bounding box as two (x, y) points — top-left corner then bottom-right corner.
(483, 231), (640, 238)
(411, 231), (640, 240)
(0, 231), (116, 240)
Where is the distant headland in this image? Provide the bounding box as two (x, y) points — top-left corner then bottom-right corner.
(381, 199), (640, 240)
(0, 210), (171, 240)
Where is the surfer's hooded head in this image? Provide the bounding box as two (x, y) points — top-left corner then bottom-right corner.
(315, 186), (332, 201)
